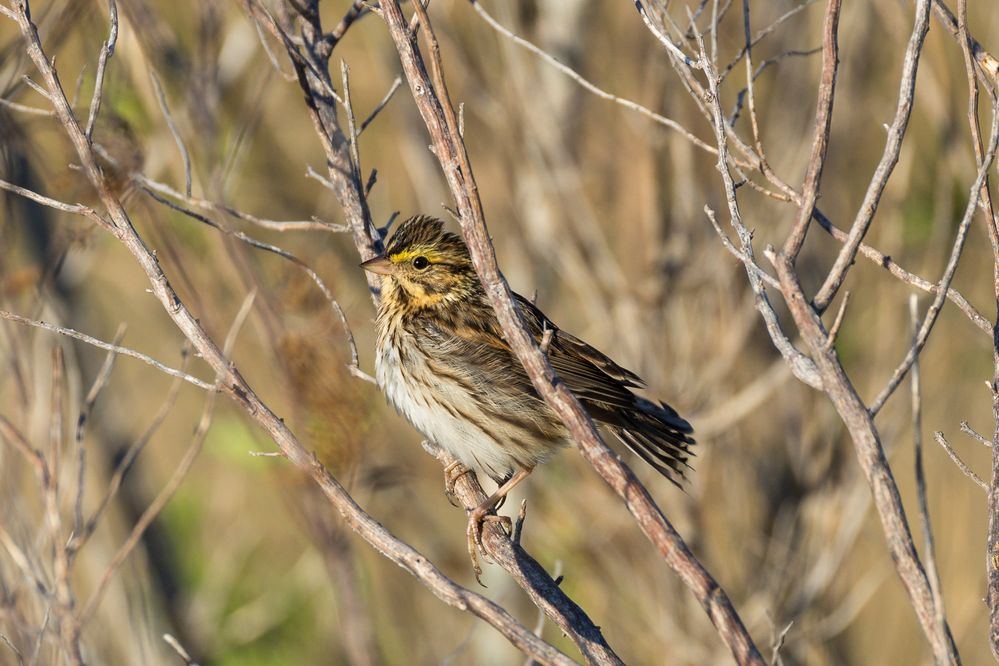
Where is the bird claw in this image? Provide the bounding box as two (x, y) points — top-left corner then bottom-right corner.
(443, 460), (473, 508)
(466, 504), (511, 586)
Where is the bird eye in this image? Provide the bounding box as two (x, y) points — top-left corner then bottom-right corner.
(413, 256), (430, 270)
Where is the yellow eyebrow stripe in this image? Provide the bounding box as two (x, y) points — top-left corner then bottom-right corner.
(389, 249), (443, 263)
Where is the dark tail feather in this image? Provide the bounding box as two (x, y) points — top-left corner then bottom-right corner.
(609, 401), (695, 486)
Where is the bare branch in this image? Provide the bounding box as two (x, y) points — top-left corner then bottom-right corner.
(8, 4), (576, 662)
(84, 0), (118, 142)
(149, 71), (193, 197)
(813, 212), (992, 335)
(961, 421), (992, 447)
(780, 0), (840, 262)
(0, 310), (216, 391)
(812, 0), (932, 311)
(822, 290), (850, 352)
(934, 431), (988, 492)
(0, 178), (108, 228)
(469, 0), (717, 156)
(868, 105), (999, 415)
(632, 0), (697, 66)
(382, 1), (764, 662)
(359, 75), (402, 134)
(910, 295), (946, 651)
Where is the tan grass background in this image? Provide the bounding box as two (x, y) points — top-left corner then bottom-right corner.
(2, 1), (998, 663)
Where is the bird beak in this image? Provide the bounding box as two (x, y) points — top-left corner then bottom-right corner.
(360, 255), (394, 275)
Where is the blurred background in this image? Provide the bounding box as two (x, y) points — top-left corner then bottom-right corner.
(1, 0), (998, 663)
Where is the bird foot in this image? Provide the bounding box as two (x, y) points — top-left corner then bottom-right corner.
(443, 460), (473, 508)
(466, 503), (511, 586)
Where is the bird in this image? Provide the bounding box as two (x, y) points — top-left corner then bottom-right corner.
(361, 215), (694, 577)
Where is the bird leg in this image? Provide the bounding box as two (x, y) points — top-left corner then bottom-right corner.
(466, 467), (533, 583)
(443, 459), (474, 508)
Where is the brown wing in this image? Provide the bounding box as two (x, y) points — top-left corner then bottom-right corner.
(512, 293), (696, 483)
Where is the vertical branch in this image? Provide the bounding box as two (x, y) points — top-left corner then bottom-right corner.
(780, 0), (841, 262)
(691, 1), (960, 660)
(811, 0), (932, 311)
(84, 0), (117, 141)
(2, 4), (581, 663)
(910, 295), (946, 640)
(954, 0), (999, 656)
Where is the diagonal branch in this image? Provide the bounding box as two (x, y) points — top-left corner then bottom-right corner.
(811, 0), (932, 312)
(692, 4), (960, 660)
(780, 0), (841, 262)
(380, 1), (764, 663)
(5, 3), (577, 663)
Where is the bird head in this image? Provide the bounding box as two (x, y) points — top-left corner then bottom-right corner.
(361, 215), (481, 311)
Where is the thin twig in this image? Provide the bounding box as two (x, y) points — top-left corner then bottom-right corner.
(149, 71), (193, 197)
(71, 324), (126, 545)
(822, 291), (850, 351)
(705, 206), (781, 289)
(910, 295), (946, 649)
(934, 432), (988, 491)
(386, 1), (762, 662)
(780, 0), (840, 262)
(0, 178), (107, 228)
(0, 310), (215, 391)
(162, 634), (199, 666)
(74, 346), (192, 554)
(961, 421), (992, 447)
(869, 104), (999, 415)
(469, 0), (717, 156)
(720, 0), (819, 79)
(0, 96), (54, 115)
(84, 0), (117, 142)
(812, 0), (933, 311)
(813, 211), (991, 335)
(359, 75), (403, 134)
(633, 0), (697, 66)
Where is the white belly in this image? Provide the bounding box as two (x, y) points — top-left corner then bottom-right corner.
(375, 335), (520, 479)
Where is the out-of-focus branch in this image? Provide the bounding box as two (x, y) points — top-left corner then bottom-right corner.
(469, 0), (717, 156)
(83, 0), (116, 141)
(3, 4), (577, 663)
(149, 71), (192, 197)
(380, 2), (764, 663)
(910, 295), (947, 654)
(78, 291), (255, 628)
